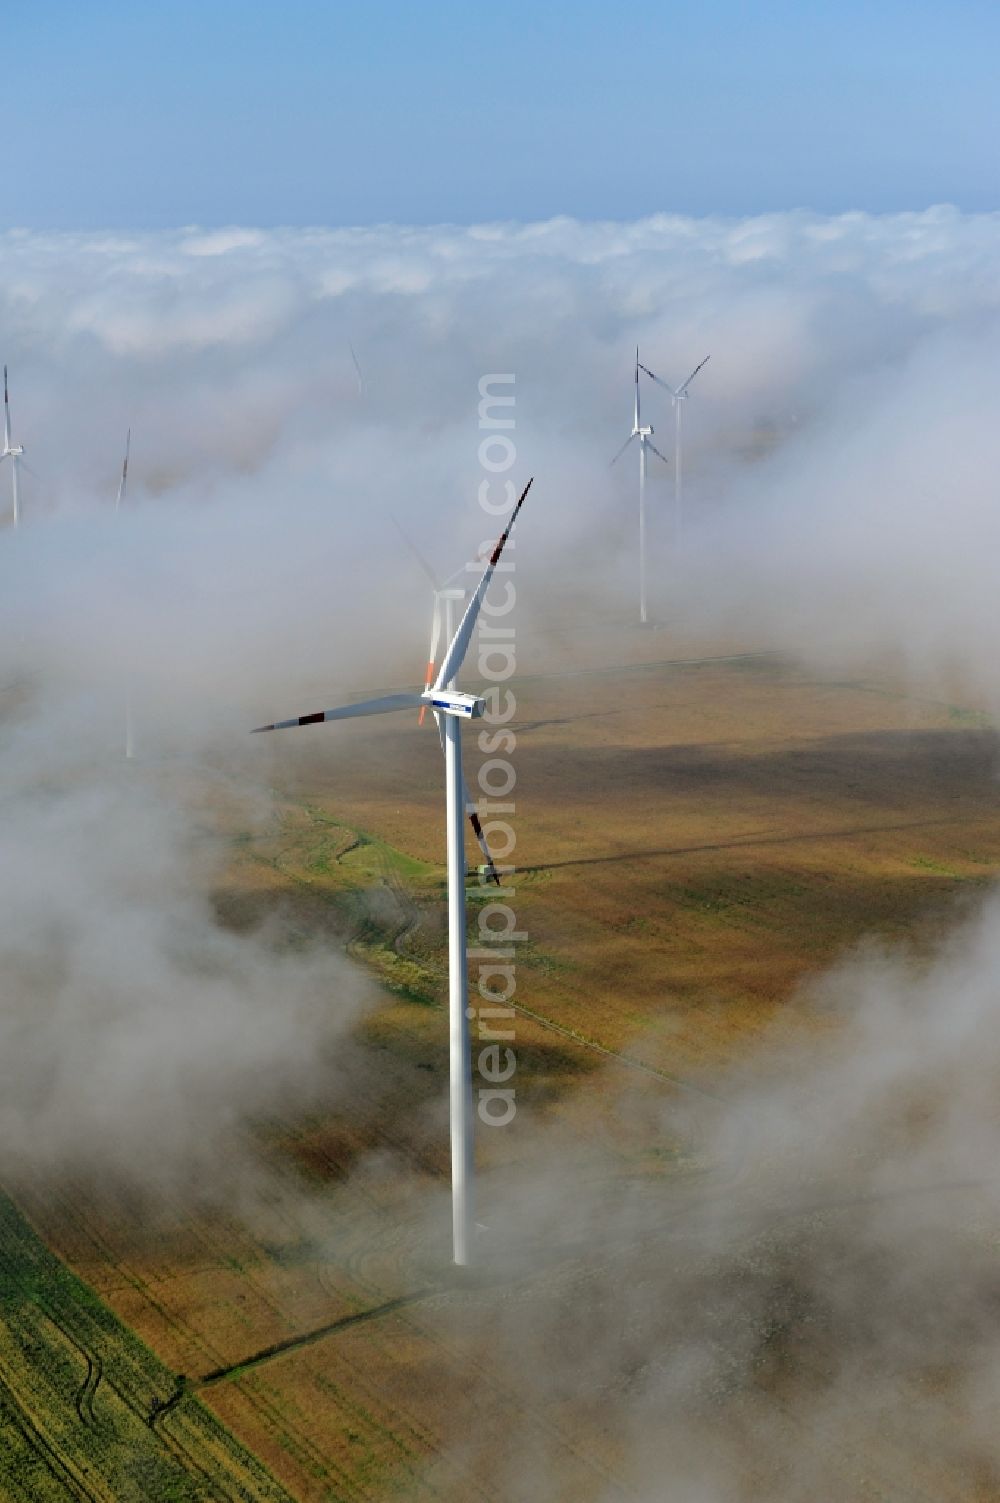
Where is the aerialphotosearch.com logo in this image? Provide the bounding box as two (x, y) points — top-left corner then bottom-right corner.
(469, 373), (521, 1129)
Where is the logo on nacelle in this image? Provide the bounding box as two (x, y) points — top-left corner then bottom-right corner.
(424, 690), (485, 719)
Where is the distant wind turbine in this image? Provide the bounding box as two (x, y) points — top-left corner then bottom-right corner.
(115, 430), (135, 758)
(115, 428), (131, 512)
(255, 479), (533, 1264)
(1, 366), (24, 528)
(348, 341), (366, 398)
(611, 348), (669, 625)
(638, 354), (710, 541)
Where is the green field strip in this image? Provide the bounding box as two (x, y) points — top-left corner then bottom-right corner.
(0, 1192), (295, 1503)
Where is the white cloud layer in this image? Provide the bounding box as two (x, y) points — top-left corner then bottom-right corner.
(4, 214), (1000, 1493)
(3, 204), (1000, 1168)
(5, 206), (1000, 708)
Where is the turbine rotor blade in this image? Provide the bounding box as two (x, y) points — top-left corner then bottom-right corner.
(676, 354), (711, 397)
(349, 340), (365, 396)
(3, 365), (11, 452)
(419, 594), (443, 726)
(634, 347), (641, 429)
(441, 543), (487, 588)
(610, 433), (636, 466)
(430, 745), (501, 885)
(463, 779), (502, 886)
(434, 478), (532, 691)
(390, 513), (441, 591)
(637, 361), (675, 394)
(432, 723), (503, 883)
(253, 691), (425, 733)
(116, 428), (131, 510)
(647, 441), (670, 466)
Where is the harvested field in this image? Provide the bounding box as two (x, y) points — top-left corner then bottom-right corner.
(0, 1190), (292, 1501)
(9, 623), (1000, 1500)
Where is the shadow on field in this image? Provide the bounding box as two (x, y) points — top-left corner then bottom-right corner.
(530, 726), (1000, 809)
(521, 726), (1000, 869)
(520, 813), (979, 874)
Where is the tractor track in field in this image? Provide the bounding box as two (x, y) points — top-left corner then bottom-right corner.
(0, 1366), (101, 1503)
(71, 1342), (102, 1429)
(76, 1187), (374, 1499)
(41, 1185), (223, 1411)
(26, 1179), (292, 1499)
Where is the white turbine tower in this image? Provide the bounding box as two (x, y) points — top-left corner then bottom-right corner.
(115, 430), (135, 759)
(254, 479), (532, 1264)
(611, 348), (669, 625)
(638, 354), (710, 542)
(1, 366), (24, 528)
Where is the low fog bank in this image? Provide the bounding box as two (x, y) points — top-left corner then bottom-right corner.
(679, 325), (1000, 713)
(0, 680), (378, 1201)
(6, 208), (1000, 705)
(5, 211), (1000, 1494)
(445, 890), (1000, 1499)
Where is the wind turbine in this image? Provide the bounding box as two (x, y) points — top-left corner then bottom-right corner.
(611, 348), (669, 625)
(115, 428), (130, 512)
(638, 354), (710, 541)
(348, 341), (366, 398)
(254, 479), (532, 1264)
(1, 366), (24, 528)
(390, 516), (501, 882)
(115, 430), (135, 758)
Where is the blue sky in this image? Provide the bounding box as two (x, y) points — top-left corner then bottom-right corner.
(7, 0), (999, 228)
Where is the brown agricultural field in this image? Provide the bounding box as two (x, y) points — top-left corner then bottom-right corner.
(11, 617), (1000, 1502)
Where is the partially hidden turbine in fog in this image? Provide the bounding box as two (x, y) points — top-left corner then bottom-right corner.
(348, 340), (366, 398)
(1, 366), (24, 529)
(115, 428), (131, 513)
(391, 515), (500, 882)
(254, 480), (532, 1264)
(115, 430), (135, 760)
(611, 348), (669, 625)
(639, 353), (710, 541)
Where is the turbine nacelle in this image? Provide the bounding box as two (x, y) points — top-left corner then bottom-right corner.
(2, 444), (23, 458)
(423, 689), (484, 720)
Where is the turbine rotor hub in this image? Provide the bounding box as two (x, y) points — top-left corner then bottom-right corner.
(423, 689), (485, 720)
